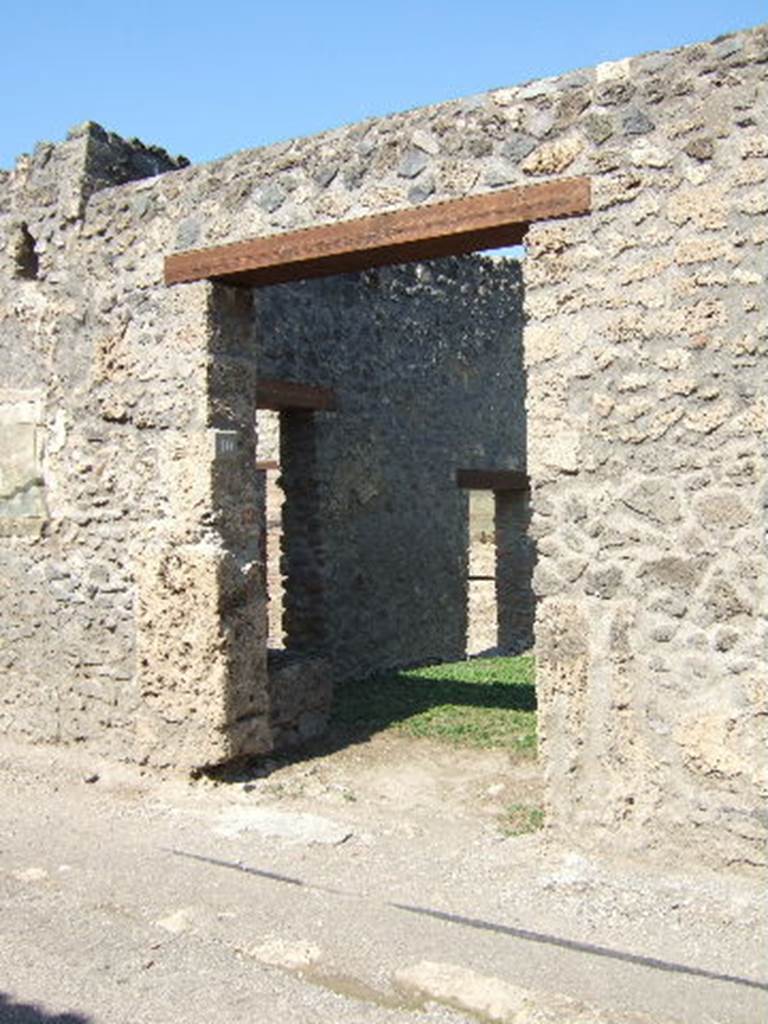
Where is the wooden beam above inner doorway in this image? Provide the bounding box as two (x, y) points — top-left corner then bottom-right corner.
(457, 469), (530, 492)
(256, 377), (337, 412)
(164, 177), (590, 288)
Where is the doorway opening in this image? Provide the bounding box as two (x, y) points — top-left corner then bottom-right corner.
(255, 379), (337, 748)
(256, 408), (284, 650)
(460, 469), (535, 659)
(165, 174), (590, 763)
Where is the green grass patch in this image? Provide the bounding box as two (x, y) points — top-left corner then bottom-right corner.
(499, 802), (545, 836)
(331, 654), (536, 755)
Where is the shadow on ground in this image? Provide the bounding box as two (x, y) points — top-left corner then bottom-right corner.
(332, 671), (536, 731)
(0, 994), (91, 1024)
(209, 659), (537, 783)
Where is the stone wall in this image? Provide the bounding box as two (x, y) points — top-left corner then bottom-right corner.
(516, 34), (768, 869)
(0, 129), (263, 765)
(0, 24), (765, 868)
(0, 127), (184, 752)
(496, 490), (536, 652)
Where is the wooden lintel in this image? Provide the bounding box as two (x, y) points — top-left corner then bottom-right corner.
(457, 468), (529, 492)
(256, 377), (336, 412)
(256, 460), (279, 471)
(165, 177), (590, 288)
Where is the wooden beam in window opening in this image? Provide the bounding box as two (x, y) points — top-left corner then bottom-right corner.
(164, 177), (591, 288)
(457, 469), (530, 492)
(256, 378), (337, 412)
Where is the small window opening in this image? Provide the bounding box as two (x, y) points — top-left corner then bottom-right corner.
(13, 223), (39, 280)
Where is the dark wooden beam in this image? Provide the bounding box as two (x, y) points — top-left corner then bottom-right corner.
(256, 378), (337, 412)
(256, 460), (279, 471)
(457, 469), (529, 492)
(165, 177), (590, 288)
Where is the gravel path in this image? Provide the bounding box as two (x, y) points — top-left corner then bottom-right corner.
(0, 735), (765, 1023)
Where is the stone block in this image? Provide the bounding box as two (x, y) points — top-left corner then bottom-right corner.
(0, 390), (46, 524)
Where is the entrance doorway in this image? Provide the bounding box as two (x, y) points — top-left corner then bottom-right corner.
(162, 174), (590, 762)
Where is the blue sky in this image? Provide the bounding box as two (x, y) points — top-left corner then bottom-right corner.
(1, 1), (765, 170)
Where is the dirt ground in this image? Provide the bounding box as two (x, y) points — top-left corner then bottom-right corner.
(0, 732), (765, 1024)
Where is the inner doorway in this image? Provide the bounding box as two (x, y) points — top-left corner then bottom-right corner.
(460, 469), (535, 658)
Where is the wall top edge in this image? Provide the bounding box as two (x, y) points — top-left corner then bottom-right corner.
(4, 22), (765, 206)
